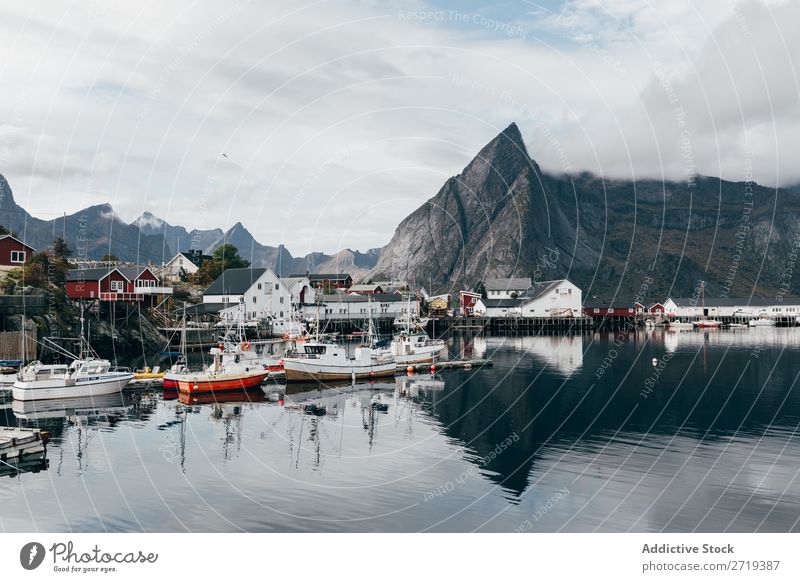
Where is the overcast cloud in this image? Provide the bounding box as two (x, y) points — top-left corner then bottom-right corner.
(0, 0), (797, 254)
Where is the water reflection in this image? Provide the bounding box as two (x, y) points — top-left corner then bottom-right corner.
(468, 335), (584, 376)
(1, 329), (800, 531)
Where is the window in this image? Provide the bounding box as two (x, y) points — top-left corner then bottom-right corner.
(608, 308), (615, 313)
(593, 308), (599, 314)
(280, 296), (284, 304)
(257, 283), (262, 290)
(275, 284), (280, 290)
(252, 296), (257, 304)
(10, 250), (25, 263)
(110, 280), (124, 292)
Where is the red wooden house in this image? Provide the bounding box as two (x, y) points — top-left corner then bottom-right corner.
(584, 303), (641, 318)
(65, 266), (167, 304)
(647, 302), (665, 316)
(0, 234), (36, 268)
(459, 290), (482, 316)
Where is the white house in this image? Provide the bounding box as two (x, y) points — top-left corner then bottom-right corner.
(302, 292), (418, 322)
(474, 298), (523, 317)
(281, 276), (317, 307)
(203, 267), (292, 320)
(476, 279), (582, 318)
(161, 250), (208, 283)
(484, 277), (532, 299)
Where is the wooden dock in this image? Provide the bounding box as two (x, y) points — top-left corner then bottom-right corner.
(0, 427), (48, 461)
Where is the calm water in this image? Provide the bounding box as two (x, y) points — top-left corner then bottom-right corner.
(2, 328), (800, 532)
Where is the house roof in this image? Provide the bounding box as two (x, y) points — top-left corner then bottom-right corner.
(481, 298), (523, 308)
(317, 292), (405, 303)
(0, 234), (36, 252)
(485, 277), (532, 291)
(291, 273), (351, 282)
(66, 267), (129, 282)
(203, 268), (268, 295)
(348, 284), (383, 292)
(117, 266), (154, 281)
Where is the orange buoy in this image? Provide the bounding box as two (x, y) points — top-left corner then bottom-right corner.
(241, 341), (251, 351)
(406, 366), (414, 374)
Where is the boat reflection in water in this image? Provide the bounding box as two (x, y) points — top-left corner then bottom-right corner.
(12, 392), (130, 424)
(468, 335), (584, 377)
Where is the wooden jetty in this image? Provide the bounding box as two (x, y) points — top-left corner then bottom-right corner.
(0, 427), (48, 461)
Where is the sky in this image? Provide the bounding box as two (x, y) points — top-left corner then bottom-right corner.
(0, 0), (798, 255)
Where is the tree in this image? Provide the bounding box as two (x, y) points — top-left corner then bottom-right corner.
(0, 225), (9, 236)
(475, 281), (487, 298)
(52, 237), (72, 259)
(211, 244), (249, 270)
(101, 254), (119, 263)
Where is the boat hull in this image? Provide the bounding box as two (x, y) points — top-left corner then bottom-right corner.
(176, 369), (270, 393)
(12, 374), (133, 401)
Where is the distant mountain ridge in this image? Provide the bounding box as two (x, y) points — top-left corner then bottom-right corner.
(0, 173), (381, 277)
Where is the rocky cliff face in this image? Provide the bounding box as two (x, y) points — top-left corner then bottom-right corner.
(370, 123), (800, 300)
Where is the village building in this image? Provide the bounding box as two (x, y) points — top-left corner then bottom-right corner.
(301, 292), (417, 321)
(202, 267), (291, 320)
(65, 266), (170, 304)
(426, 294), (450, 317)
(663, 297), (800, 319)
(161, 250), (210, 283)
(347, 283), (384, 295)
(280, 276), (317, 307)
(484, 277), (532, 299)
(372, 280), (409, 294)
(584, 301), (645, 318)
(459, 290), (482, 316)
(0, 234), (35, 270)
(475, 298), (523, 318)
(291, 273), (352, 291)
(476, 279), (582, 318)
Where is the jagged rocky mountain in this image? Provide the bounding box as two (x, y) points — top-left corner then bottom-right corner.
(371, 122), (800, 300)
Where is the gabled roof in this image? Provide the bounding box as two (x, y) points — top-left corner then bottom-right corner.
(203, 268), (268, 295)
(117, 266), (156, 281)
(485, 277), (532, 291)
(317, 292), (405, 303)
(66, 267), (129, 282)
(0, 234), (36, 252)
(348, 284), (383, 292)
(481, 298), (523, 308)
(291, 273), (351, 282)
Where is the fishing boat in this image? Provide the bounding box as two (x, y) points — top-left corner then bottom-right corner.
(283, 340), (395, 383)
(12, 358), (133, 402)
(12, 314), (133, 402)
(393, 313), (429, 330)
(667, 320), (694, 330)
(173, 346), (271, 394)
(748, 316), (776, 327)
(385, 295), (445, 364)
(693, 282), (721, 329)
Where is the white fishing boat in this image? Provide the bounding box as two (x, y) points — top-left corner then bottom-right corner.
(393, 313), (429, 330)
(12, 359), (133, 401)
(748, 316), (775, 327)
(283, 340), (396, 382)
(667, 320), (694, 330)
(12, 313), (133, 401)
